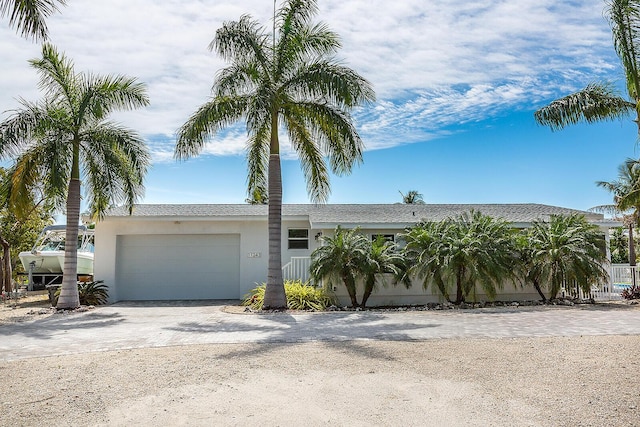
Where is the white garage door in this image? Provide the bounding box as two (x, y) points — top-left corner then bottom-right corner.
(116, 234), (240, 300)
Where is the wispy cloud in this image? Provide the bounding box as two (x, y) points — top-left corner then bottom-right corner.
(0, 0), (620, 162)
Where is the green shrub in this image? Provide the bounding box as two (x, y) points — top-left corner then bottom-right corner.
(242, 280), (336, 311)
(53, 280), (109, 306)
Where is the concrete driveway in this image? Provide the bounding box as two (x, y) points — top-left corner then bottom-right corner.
(1, 301), (640, 361)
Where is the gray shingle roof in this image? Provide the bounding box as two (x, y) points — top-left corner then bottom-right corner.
(107, 203), (605, 227)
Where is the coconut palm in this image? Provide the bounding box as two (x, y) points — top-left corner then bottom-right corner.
(0, 43), (150, 309)
(310, 226), (369, 307)
(399, 190), (425, 204)
(175, 0), (374, 309)
(1, 0), (66, 40)
(525, 214), (608, 299)
(594, 158), (640, 266)
(403, 211), (517, 304)
(535, 1), (640, 134)
(360, 236), (409, 308)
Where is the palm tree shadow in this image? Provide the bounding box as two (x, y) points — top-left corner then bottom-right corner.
(165, 311), (441, 346)
(0, 311), (125, 340)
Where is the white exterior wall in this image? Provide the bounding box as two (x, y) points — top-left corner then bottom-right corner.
(95, 218), (268, 302)
(95, 217), (613, 304)
(328, 277), (541, 307)
(281, 220), (321, 264)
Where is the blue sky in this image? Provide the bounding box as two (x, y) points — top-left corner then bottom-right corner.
(1, 0), (638, 212)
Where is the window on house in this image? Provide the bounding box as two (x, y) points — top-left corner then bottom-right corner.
(288, 229), (309, 249)
(372, 234), (395, 243)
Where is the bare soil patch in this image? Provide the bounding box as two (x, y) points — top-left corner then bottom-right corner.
(1, 337), (638, 427)
(0, 291), (54, 325)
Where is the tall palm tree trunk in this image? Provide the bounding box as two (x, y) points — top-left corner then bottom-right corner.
(264, 154), (287, 309)
(57, 176), (80, 309)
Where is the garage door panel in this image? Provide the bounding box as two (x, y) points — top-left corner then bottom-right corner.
(116, 234), (240, 300)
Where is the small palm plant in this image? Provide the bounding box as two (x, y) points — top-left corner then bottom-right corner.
(525, 214), (609, 299)
(310, 226), (369, 308)
(403, 211), (517, 304)
(360, 236), (409, 308)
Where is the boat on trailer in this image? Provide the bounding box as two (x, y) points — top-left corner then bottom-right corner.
(19, 225), (94, 288)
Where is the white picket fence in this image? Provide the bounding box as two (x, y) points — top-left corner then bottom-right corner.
(563, 264), (633, 301)
(281, 257), (311, 283)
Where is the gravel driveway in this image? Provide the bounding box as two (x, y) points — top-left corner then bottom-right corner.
(1, 302), (639, 426)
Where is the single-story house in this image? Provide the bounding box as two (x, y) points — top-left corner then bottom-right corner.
(94, 203), (619, 306)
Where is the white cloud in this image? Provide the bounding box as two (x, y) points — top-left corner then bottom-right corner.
(0, 0), (620, 163)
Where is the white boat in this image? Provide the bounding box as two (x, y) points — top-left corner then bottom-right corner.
(19, 225), (95, 276)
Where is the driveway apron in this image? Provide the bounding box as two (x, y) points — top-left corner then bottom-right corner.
(1, 302), (640, 361)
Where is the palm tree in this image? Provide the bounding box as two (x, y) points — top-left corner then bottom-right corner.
(360, 236), (409, 308)
(0, 0), (66, 40)
(594, 158), (640, 266)
(0, 44), (150, 309)
(403, 211), (517, 304)
(399, 190), (425, 204)
(309, 226), (369, 308)
(534, 1), (640, 134)
(175, 0), (374, 309)
(609, 227), (629, 263)
(525, 214), (609, 299)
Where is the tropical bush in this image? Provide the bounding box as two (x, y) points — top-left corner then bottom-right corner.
(402, 211), (518, 304)
(242, 280), (336, 311)
(621, 284), (640, 300)
(53, 280), (109, 307)
(310, 227), (409, 308)
(309, 226), (369, 307)
(522, 214), (608, 300)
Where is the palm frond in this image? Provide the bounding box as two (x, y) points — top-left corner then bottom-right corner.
(211, 15), (271, 74)
(0, 0), (65, 40)
(245, 123), (270, 200)
(607, 0), (640, 100)
(283, 110), (330, 203)
(80, 125), (149, 218)
(534, 82), (634, 130)
(175, 95), (250, 160)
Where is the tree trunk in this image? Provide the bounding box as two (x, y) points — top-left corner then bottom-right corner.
(263, 154), (287, 309)
(628, 223), (636, 266)
(533, 279), (547, 302)
(0, 233), (11, 293)
(342, 274), (359, 308)
(455, 270), (464, 304)
(361, 278), (374, 309)
(56, 177), (81, 309)
(629, 223), (637, 287)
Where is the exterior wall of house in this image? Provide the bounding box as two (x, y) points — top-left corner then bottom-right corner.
(325, 276), (542, 307)
(95, 215), (614, 304)
(281, 220), (320, 264)
(95, 218), (266, 301)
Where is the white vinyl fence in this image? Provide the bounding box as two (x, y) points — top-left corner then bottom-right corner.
(565, 264), (633, 301)
(282, 257), (311, 283)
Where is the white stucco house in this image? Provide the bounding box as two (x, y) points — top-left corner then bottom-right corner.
(94, 203), (618, 306)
